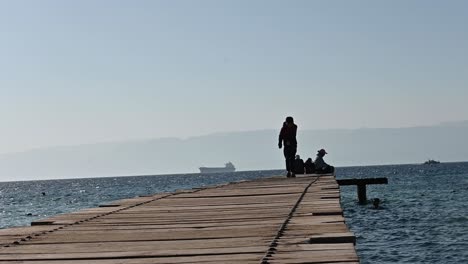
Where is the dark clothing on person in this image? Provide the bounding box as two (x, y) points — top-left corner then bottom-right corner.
(314, 155), (327, 170)
(279, 122), (298, 176)
(304, 158), (315, 174)
(293, 157), (305, 174)
(315, 165), (334, 174)
(314, 155), (334, 174)
(278, 122), (297, 148)
(283, 146), (297, 174)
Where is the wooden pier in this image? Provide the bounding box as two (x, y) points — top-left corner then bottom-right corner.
(0, 175), (358, 263)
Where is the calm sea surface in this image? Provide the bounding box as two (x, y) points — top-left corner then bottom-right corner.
(1, 163), (467, 263)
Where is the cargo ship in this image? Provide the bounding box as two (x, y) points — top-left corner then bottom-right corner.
(199, 162), (236, 173)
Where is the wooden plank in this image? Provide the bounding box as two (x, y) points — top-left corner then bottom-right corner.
(337, 177), (388, 185)
(0, 254), (262, 264)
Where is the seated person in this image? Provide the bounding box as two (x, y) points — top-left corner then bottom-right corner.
(314, 149), (334, 174)
(304, 158), (315, 174)
(292, 155), (305, 175)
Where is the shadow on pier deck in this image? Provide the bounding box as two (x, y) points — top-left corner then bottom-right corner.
(0, 175), (358, 263)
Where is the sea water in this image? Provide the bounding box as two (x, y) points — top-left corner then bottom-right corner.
(339, 163), (468, 263)
(1, 163), (467, 263)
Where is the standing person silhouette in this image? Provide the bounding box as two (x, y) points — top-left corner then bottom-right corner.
(278, 116), (298, 178)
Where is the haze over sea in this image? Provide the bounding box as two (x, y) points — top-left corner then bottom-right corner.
(1, 163), (467, 263)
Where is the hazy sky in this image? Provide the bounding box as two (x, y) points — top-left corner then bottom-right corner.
(1, 0), (467, 154)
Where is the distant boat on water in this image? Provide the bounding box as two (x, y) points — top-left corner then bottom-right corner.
(423, 159), (441, 165)
(199, 162), (236, 173)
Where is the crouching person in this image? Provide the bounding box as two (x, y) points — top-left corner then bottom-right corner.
(304, 158), (315, 174)
(293, 155), (305, 175)
(314, 149), (334, 174)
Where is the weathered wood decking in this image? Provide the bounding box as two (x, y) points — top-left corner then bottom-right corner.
(0, 175), (358, 263)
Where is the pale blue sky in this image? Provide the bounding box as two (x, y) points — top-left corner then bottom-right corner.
(1, 0), (467, 154)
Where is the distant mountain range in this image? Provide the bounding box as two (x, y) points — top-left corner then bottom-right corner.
(1, 121), (468, 181)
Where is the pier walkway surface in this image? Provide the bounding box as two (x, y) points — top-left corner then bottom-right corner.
(0, 175), (358, 263)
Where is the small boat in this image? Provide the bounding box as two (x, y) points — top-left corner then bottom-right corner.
(423, 159), (441, 165)
(199, 162), (236, 173)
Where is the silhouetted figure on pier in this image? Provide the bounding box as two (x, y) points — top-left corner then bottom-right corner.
(304, 158), (315, 174)
(278, 116), (297, 178)
(293, 155), (305, 174)
(314, 149), (334, 174)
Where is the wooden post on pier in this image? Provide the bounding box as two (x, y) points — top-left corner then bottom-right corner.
(357, 184), (367, 203)
(337, 177), (388, 204)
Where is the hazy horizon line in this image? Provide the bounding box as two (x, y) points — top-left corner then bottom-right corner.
(1, 119), (467, 156)
(2, 160), (468, 183)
